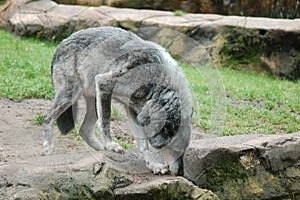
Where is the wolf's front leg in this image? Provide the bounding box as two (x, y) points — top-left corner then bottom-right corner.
(137, 138), (169, 174)
(79, 96), (105, 151)
(95, 73), (125, 154)
(129, 117), (169, 174)
(142, 149), (169, 175)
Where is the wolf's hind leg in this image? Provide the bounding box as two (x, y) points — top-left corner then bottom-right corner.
(43, 88), (82, 154)
(79, 96), (104, 150)
(43, 96), (78, 154)
(95, 73), (124, 154)
(43, 102), (72, 155)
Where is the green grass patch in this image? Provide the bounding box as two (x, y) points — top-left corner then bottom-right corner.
(113, 138), (135, 150)
(182, 66), (300, 135)
(32, 113), (45, 125)
(111, 105), (124, 121)
(68, 121), (82, 141)
(174, 10), (187, 16)
(0, 30), (56, 100)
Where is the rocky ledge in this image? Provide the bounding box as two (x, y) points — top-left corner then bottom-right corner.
(1, 133), (299, 200)
(185, 132), (300, 199)
(1, 0), (300, 79)
(1, 149), (219, 200)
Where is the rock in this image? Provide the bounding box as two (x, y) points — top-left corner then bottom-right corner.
(2, 133), (299, 200)
(0, 0), (12, 29)
(184, 132), (300, 200)
(53, 0), (104, 6)
(114, 176), (219, 200)
(218, 27), (300, 80)
(1, 149), (219, 199)
(51, 0), (300, 19)
(1, 0), (300, 80)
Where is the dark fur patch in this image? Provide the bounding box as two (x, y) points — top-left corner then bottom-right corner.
(130, 83), (181, 149)
(56, 104), (77, 135)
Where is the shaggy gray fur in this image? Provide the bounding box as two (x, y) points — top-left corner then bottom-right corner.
(43, 27), (193, 175)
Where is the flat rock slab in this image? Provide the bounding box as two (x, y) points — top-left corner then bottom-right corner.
(1, 149), (218, 199)
(51, 0), (300, 19)
(1, 0), (299, 36)
(2, 0), (300, 32)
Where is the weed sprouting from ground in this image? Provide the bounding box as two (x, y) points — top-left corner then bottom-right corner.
(32, 113), (44, 125)
(174, 10), (187, 16)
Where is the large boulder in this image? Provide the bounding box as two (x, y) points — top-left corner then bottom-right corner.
(184, 132), (300, 200)
(1, 0), (300, 80)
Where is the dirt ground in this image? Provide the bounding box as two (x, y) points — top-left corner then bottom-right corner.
(0, 97), (205, 163)
(0, 98), (206, 198)
(0, 98), (133, 198)
(0, 98), (85, 163)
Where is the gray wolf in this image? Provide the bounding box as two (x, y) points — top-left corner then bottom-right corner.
(43, 27), (193, 175)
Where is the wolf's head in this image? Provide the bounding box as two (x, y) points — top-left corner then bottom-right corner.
(130, 83), (192, 151)
(138, 85), (181, 147)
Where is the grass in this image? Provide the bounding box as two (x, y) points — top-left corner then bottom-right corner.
(0, 30), (56, 100)
(174, 10), (187, 16)
(111, 105), (124, 121)
(32, 113), (45, 125)
(1, 30), (299, 136)
(182, 66), (300, 135)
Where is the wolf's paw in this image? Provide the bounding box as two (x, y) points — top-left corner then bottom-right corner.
(43, 140), (53, 155)
(146, 162), (169, 175)
(105, 142), (125, 154)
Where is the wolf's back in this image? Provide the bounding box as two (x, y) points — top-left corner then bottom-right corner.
(51, 27), (127, 77)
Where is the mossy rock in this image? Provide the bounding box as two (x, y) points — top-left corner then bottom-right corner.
(195, 150), (298, 200)
(218, 27), (300, 80)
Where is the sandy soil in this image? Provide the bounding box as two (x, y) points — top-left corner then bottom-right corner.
(0, 97), (205, 163)
(0, 98), (131, 198)
(0, 98), (84, 163)
(0, 98), (206, 198)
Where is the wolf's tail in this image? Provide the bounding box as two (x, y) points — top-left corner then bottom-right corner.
(56, 103), (78, 135)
